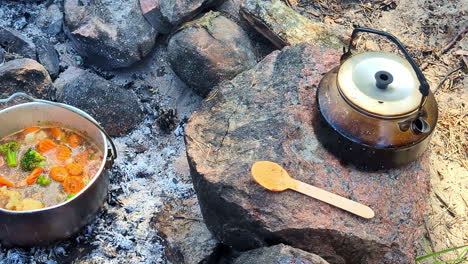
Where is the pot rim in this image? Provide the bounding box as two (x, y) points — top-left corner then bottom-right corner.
(0, 102), (109, 214)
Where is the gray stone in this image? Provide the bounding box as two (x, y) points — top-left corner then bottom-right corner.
(36, 39), (60, 78)
(0, 26), (36, 59)
(54, 67), (144, 136)
(64, 0), (158, 69)
(139, 0), (224, 33)
(233, 244), (330, 264)
(35, 4), (64, 36)
(185, 44), (430, 264)
(153, 195), (218, 264)
(0, 47), (6, 63)
(0, 58), (54, 100)
(168, 12), (256, 97)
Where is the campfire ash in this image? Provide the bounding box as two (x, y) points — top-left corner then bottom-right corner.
(0, 1), (207, 262)
(0, 121), (187, 263)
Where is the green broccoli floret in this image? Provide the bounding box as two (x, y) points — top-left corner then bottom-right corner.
(20, 148), (46, 171)
(36, 175), (51, 186)
(65, 193), (76, 201)
(0, 142), (20, 167)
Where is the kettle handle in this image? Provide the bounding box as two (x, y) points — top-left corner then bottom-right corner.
(343, 27), (430, 101)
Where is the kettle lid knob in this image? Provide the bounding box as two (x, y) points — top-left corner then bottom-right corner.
(375, 71), (393, 90)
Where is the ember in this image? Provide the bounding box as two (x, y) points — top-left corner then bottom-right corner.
(0, 0), (466, 263)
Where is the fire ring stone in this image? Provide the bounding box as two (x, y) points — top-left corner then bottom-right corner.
(185, 44), (430, 264)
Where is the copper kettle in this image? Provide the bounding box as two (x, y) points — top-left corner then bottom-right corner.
(316, 28), (438, 169)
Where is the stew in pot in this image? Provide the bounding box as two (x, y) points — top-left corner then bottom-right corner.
(0, 126), (103, 211)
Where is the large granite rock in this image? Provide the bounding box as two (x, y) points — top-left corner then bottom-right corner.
(54, 67), (144, 136)
(64, 0), (158, 69)
(233, 244), (330, 264)
(168, 12), (256, 97)
(0, 59), (54, 100)
(185, 44), (430, 264)
(139, 0), (224, 33)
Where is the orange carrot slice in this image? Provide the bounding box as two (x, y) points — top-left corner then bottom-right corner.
(68, 134), (81, 148)
(37, 138), (58, 153)
(65, 163), (84, 176)
(50, 127), (62, 139)
(50, 166), (69, 182)
(0, 176), (15, 187)
(23, 127), (40, 134)
(73, 152), (89, 166)
(26, 167), (43, 185)
(63, 176), (85, 194)
(56, 145), (72, 161)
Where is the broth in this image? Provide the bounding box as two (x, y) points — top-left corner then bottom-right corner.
(0, 126), (103, 211)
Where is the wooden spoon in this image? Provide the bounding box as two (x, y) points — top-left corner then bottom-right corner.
(251, 161), (375, 219)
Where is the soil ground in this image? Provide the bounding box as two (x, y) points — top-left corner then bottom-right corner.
(292, 0), (467, 262)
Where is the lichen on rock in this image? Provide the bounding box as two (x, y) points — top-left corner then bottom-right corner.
(177, 10), (222, 34)
(240, 0), (347, 49)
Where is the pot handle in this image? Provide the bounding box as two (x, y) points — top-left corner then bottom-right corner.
(342, 27), (430, 111)
(0, 92), (117, 168)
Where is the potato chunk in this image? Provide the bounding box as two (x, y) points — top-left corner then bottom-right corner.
(0, 187), (23, 210)
(21, 199), (44, 211)
(0, 187), (44, 211)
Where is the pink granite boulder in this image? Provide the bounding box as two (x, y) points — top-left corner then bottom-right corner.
(185, 44), (430, 264)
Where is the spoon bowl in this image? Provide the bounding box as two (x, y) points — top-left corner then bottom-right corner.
(251, 161), (291, 192)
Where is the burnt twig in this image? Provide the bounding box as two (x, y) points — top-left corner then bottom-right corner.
(435, 66), (463, 93)
(454, 50), (468, 70)
(283, 0), (298, 8)
(171, 215), (203, 222)
(440, 28), (468, 55)
(434, 192), (457, 218)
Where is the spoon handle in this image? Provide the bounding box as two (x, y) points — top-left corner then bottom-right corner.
(289, 179), (375, 219)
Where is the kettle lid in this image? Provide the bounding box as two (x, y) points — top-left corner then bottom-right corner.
(338, 51), (422, 117)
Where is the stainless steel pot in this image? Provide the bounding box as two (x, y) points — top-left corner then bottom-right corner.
(0, 93), (117, 247)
